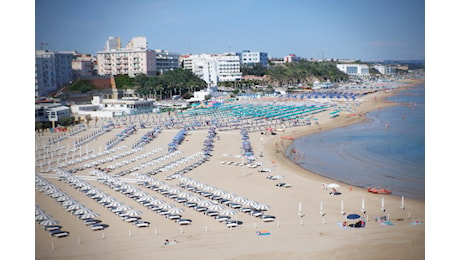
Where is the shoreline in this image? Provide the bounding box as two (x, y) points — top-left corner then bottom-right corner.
(271, 81), (424, 203)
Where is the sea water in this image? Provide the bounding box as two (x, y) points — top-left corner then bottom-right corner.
(287, 84), (425, 201)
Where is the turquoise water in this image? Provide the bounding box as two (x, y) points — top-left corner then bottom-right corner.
(287, 84), (425, 201)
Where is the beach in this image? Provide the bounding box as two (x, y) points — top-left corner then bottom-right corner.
(34, 81), (425, 259)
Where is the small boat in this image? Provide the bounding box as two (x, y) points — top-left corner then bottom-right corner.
(367, 187), (392, 194)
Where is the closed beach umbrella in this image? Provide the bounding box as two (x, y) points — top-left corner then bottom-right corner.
(39, 219), (60, 226)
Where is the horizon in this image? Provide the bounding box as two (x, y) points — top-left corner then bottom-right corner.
(35, 0), (425, 61)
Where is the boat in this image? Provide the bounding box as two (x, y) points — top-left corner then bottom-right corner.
(367, 187), (392, 194)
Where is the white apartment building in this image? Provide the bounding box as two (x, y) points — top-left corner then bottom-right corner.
(217, 52), (242, 82)
(181, 53), (242, 85)
(36, 50), (75, 97)
(239, 50), (269, 67)
(97, 36), (156, 77)
(336, 64), (370, 76)
(373, 65), (396, 75)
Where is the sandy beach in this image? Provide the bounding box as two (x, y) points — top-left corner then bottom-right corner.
(34, 81), (425, 259)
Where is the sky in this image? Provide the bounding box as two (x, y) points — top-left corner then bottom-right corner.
(35, 0), (425, 61)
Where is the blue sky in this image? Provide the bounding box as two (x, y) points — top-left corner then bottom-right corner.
(35, 0), (425, 60)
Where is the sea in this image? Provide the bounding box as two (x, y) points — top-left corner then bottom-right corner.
(287, 84), (425, 201)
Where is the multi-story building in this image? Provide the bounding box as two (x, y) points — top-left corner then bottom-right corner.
(96, 36), (156, 77)
(336, 64), (370, 76)
(373, 65), (396, 75)
(72, 53), (95, 79)
(35, 50), (75, 97)
(181, 52), (242, 85)
(217, 52), (242, 82)
(36, 50), (57, 97)
(239, 50), (269, 67)
(155, 49), (180, 74)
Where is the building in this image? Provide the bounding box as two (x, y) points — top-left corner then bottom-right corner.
(36, 50), (75, 97)
(336, 64), (370, 76)
(181, 53), (242, 85)
(55, 51), (75, 88)
(96, 36), (156, 77)
(35, 102), (72, 123)
(70, 96), (158, 118)
(155, 49), (180, 74)
(284, 54), (302, 63)
(217, 52), (242, 82)
(239, 50), (269, 67)
(72, 53), (95, 79)
(373, 65), (396, 75)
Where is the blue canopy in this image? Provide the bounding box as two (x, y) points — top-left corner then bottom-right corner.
(346, 214), (361, 220)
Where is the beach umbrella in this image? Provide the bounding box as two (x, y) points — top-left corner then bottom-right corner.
(187, 196), (202, 203)
(108, 200), (124, 207)
(67, 203), (85, 211)
(213, 189), (227, 196)
(202, 185), (217, 192)
(219, 209), (238, 217)
(346, 214), (361, 220)
(116, 204), (133, 212)
(168, 188), (182, 194)
(168, 207), (185, 215)
(245, 200), (260, 208)
(233, 196), (248, 204)
(124, 209), (143, 217)
(198, 200), (215, 207)
(74, 207), (94, 215)
(223, 192), (238, 200)
(35, 214), (52, 221)
(401, 196), (405, 211)
(207, 204), (225, 211)
(271, 175), (284, 180)
(160, 203), (175, 210)
(39, 219), (60, 226)
(255, 203), (270, 211)
(80, 212), (100, 220)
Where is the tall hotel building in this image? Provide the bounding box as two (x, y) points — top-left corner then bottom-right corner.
(96, 36), (157, 77)
(35, 50), (74, 97)
(180, 52), (242, 85)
